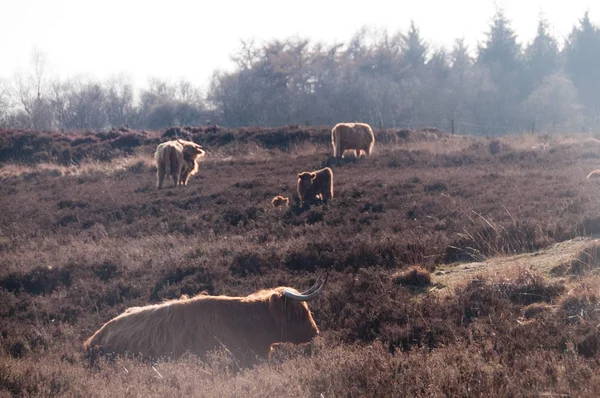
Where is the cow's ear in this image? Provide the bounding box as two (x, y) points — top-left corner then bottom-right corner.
(268, 292), (285, 318)
(311, 173), (317, 180)
(297, 173), (303, 178)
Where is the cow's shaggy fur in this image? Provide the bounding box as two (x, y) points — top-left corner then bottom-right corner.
(154, 139), (205, 189)
(297, 167), (334, 207)
(587, 170), (600, 180)
(331, 122), (375, 158)
(83, 287), (319, 361)
(271, 195), (290, 208)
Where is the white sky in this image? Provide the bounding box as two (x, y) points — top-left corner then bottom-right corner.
(0, 0), (596, 91)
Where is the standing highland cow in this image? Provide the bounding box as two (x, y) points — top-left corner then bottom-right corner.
(154, 139), (205, 189)
(297, 167), (334, 208)
(83, 274), (327, 362)
(331, 122), (375, 158)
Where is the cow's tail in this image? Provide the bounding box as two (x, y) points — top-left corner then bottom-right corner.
(366, 125), (375, 155)
(82, 333), (97, 354)
(332, 126), (341, 158)
(328, 167), (334, 199)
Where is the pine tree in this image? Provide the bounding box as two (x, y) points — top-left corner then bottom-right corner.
(524, 18), (561, 92)
(402, 21), (428, 69)
(564, 11), (600, 120)
(452, 39), (472, 67)
(477, 9), (523, 80)
(477, 10), (525, 132)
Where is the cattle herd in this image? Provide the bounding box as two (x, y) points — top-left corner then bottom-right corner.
(83, 122), (376, 363)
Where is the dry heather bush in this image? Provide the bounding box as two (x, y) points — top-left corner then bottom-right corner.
(454, 269), (564, 323)
(268, 342), (314, 363)
(391, 265), (432, 288)
(0, 154), (155, 180)
(522, 302), (552, 319)
(5, 332), (600, 397)
(555, 287), (600, 358)
(444, 213), (551, 263)
(558, 291), (600, 324)
(398, 135), (474, 154)
(583, 216), (600, 235)
(488, 139), (502, 155)
(552, 244), (600, 276)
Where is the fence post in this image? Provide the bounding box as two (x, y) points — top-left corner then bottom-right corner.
(531, 122), (535, 134)
(451, 119), (455, 135)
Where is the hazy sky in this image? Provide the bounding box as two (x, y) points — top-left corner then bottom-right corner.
(0, 0), (596, 90)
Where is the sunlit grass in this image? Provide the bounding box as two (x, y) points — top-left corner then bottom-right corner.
(0, 153), (156, 179)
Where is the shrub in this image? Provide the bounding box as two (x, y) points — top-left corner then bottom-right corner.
(392, 266), (432, 288)
(489, 139), (502, 155)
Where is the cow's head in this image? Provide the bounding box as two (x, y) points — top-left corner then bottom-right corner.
(180, 140), (206, 160)
(297, 172), (315, 181)
(269, 273), (328, 344)
(297, 172), (316, 197)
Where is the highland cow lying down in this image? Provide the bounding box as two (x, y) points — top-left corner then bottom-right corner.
(154, 139), (205, 189)
(297, 167), (334, 208)
(83, 274), (327, 361)
(331, 122), (375, 158)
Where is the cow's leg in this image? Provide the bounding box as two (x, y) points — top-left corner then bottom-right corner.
(181, 169), (190, 186)
(355, 149), (360, 158)
(171, 168), (179, 187)
(157, 164), (166, 189)
(177, 164), (186, 186)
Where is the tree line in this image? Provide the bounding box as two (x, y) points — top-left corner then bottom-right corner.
(1, 10), (599, 135)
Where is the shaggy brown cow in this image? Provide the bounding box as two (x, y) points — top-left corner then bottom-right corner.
(297, 167), (334, 208)
(271, 195), (290, 208)
(83, 274), (327, 361)
(154, 139), (205, 189)
(331, 122), (375, 158)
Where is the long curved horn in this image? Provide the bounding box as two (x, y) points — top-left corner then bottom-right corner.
(283, 272), (328, 301)
(298, 271), (325, 295)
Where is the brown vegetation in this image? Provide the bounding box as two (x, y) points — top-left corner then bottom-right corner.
(2, 126), (600, 396)
(392, 265), (432, 288)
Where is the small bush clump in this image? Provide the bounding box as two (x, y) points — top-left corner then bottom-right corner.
(392, 266), (432, 288)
